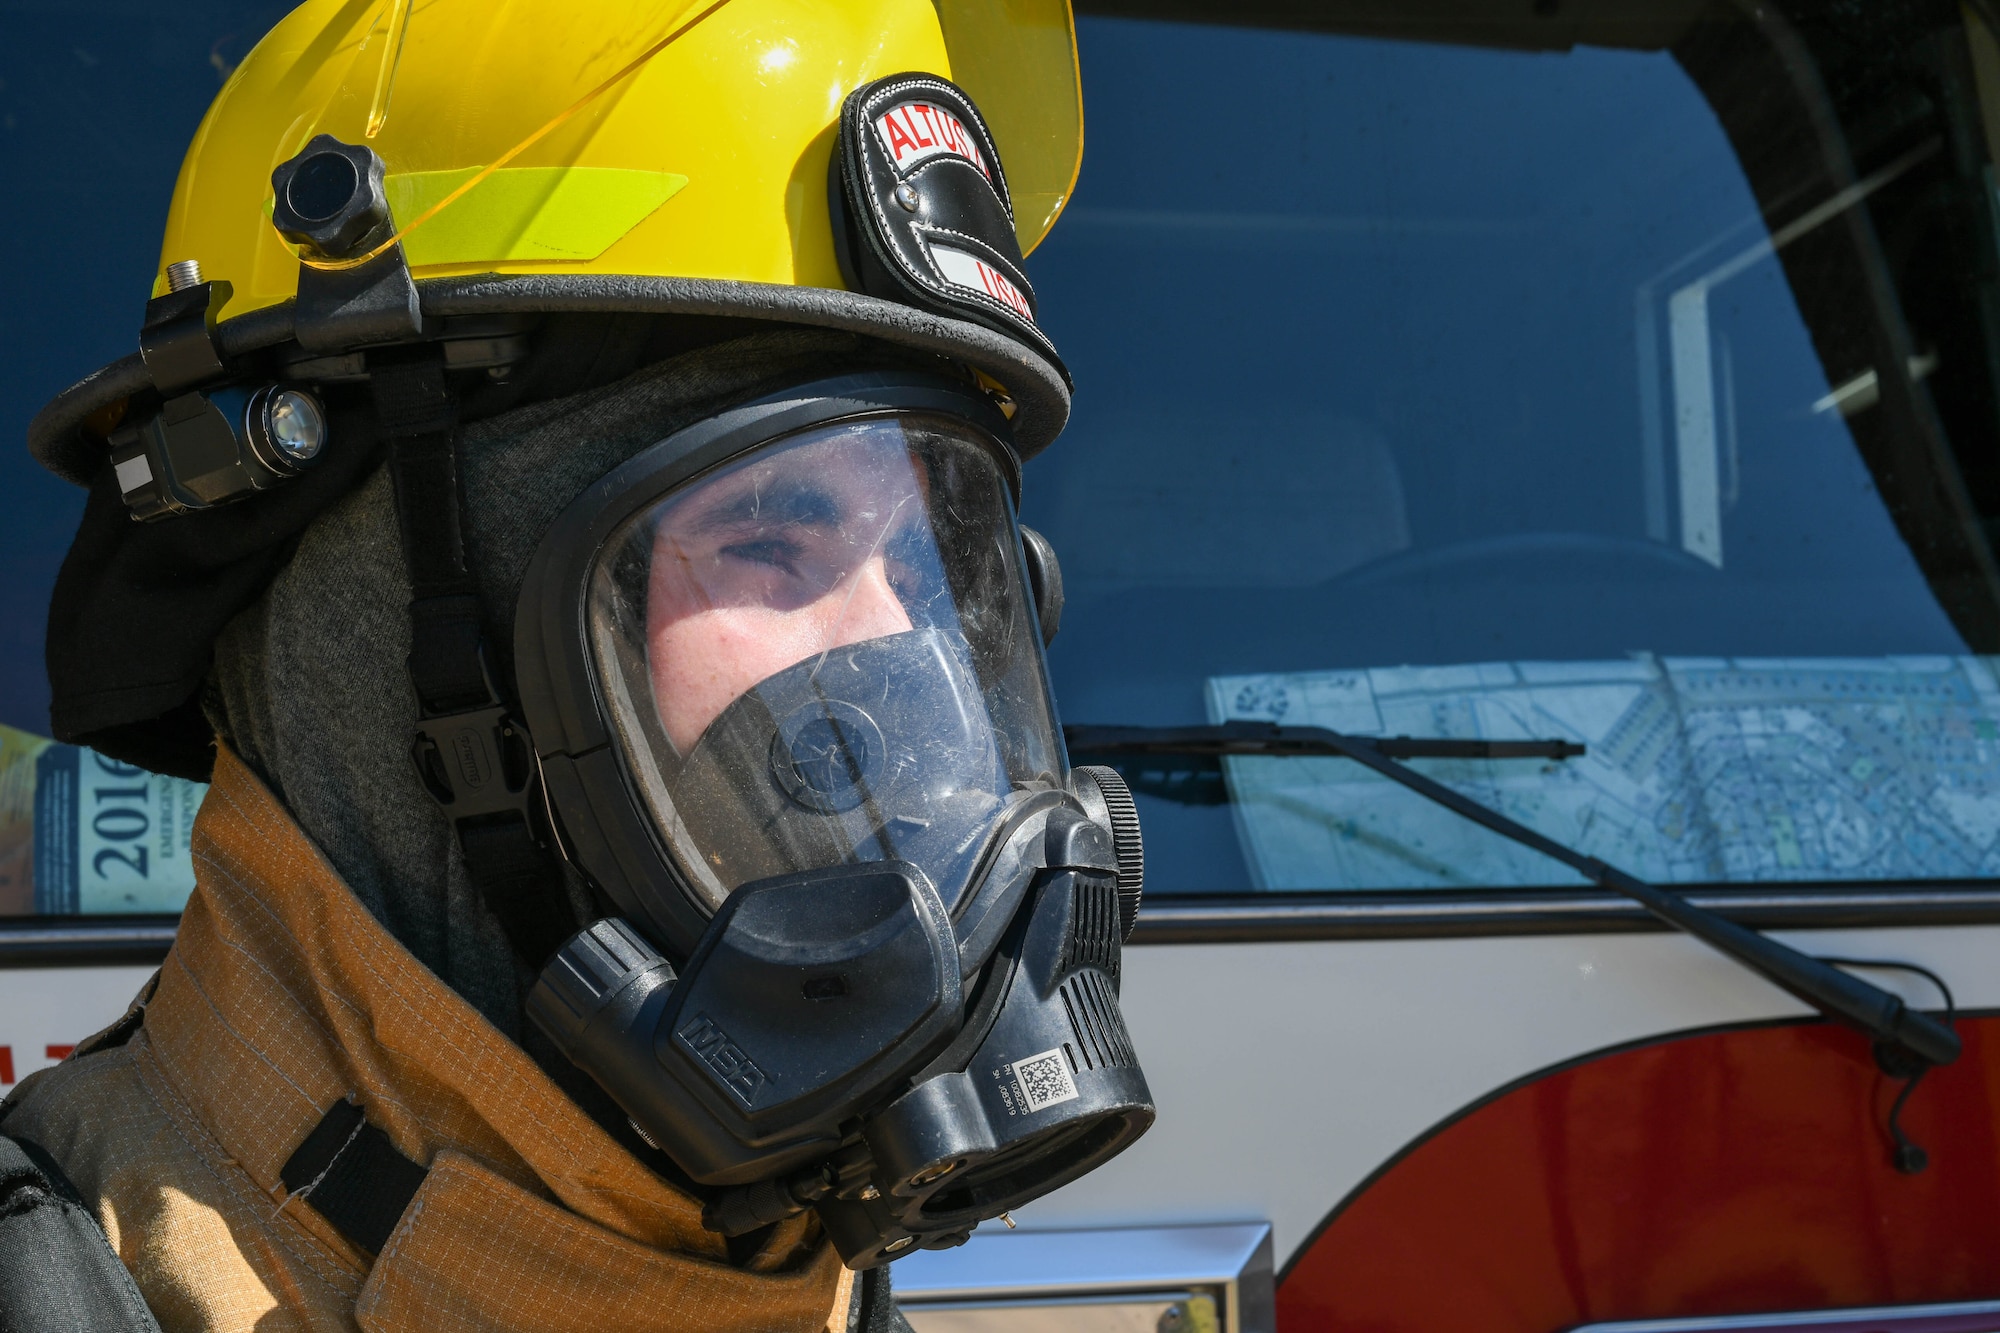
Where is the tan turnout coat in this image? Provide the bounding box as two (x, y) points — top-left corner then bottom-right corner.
(2, 745), (851, 1332)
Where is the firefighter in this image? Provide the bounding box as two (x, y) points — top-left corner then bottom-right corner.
(0, 2), (1150, 1329)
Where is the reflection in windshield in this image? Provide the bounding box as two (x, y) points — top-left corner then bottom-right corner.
(1027, 8), (2000, 892)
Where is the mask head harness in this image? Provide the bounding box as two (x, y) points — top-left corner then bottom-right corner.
(77, 73), (1147, 1268)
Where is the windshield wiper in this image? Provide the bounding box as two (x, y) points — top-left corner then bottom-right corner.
(1065, 721), (1960, 1070)
(1067, 721), (1585, 762)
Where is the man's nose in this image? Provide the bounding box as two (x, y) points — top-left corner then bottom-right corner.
(824, 554), (914, 646)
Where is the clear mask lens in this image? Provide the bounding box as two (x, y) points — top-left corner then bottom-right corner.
(586, 414), (1063, 911)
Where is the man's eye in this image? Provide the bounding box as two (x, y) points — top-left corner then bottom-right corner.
(720, 539), (801, 571)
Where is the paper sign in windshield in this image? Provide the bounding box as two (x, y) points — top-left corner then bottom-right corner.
(1209, 655), (2000, 890)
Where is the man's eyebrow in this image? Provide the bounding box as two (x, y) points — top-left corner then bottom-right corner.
(690, 479), (842, 533)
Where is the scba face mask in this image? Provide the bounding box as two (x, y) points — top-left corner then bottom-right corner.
(516, 374), (1152, 1266)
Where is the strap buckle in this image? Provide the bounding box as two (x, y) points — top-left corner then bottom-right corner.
(410, 701), (537, 822)
(411, 685), (578, 966)
(406, 630), (540, 825)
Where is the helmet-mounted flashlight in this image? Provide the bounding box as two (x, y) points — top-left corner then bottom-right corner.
(110, 381), (329, 522)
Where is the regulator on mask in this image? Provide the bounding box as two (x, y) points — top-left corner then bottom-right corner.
(516, 375), (1152, 1267)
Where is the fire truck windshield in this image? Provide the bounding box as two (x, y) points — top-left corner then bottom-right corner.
(1037, 2), (2000, 896)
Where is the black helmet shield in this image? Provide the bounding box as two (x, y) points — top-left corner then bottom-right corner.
(517, 374), (1152, 1266)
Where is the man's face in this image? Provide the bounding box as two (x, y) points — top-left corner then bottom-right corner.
(645, 430), (931, 752)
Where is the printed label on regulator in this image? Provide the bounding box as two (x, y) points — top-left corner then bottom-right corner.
(1010, 1046), (1080, 1113)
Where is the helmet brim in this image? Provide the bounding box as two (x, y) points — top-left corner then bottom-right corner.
(29, 275), (1070, 487)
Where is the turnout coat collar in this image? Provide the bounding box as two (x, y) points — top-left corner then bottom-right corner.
(4, 744), (850, 1332)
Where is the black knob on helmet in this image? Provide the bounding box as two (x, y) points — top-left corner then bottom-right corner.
(270, 135), (391, 259)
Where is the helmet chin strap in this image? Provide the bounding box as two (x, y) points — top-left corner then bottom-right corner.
(369, 348), (578, 968)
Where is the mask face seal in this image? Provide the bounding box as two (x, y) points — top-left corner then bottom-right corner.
(585, 410), (1058, 915)
(514, 375), (1152, 1266)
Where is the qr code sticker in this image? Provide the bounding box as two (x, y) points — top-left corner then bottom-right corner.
(1010, 1047), (1079, 1113)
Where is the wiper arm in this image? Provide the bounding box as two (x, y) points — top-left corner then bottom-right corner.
(1065, 722), (1960, 1069)
(1067, 720), (1584, 762)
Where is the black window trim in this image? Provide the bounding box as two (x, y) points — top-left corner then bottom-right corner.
(0, 916), (179, 968)
(1127, 882), (2000, 943)
(8, 883), (2000, 966)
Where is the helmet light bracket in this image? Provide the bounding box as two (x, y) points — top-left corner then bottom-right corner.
(139, 278), (233, 397)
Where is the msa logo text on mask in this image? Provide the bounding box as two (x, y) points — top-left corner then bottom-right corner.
(678, 1012), (771, 1106)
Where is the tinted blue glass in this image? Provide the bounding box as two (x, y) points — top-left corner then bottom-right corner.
(0, 1), (292, 736)
(1024, 18), (1978, 892)
(1, 4), (288, 916)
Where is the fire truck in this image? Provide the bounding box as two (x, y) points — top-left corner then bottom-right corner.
(8, 2), (2000, 1329)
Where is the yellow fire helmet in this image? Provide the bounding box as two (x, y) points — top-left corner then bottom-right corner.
(29, 0), (1082, 486)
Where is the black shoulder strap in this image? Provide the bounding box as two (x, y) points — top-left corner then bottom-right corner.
(0, 1135), (163, 1332)
(369, 352), (578, 968)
